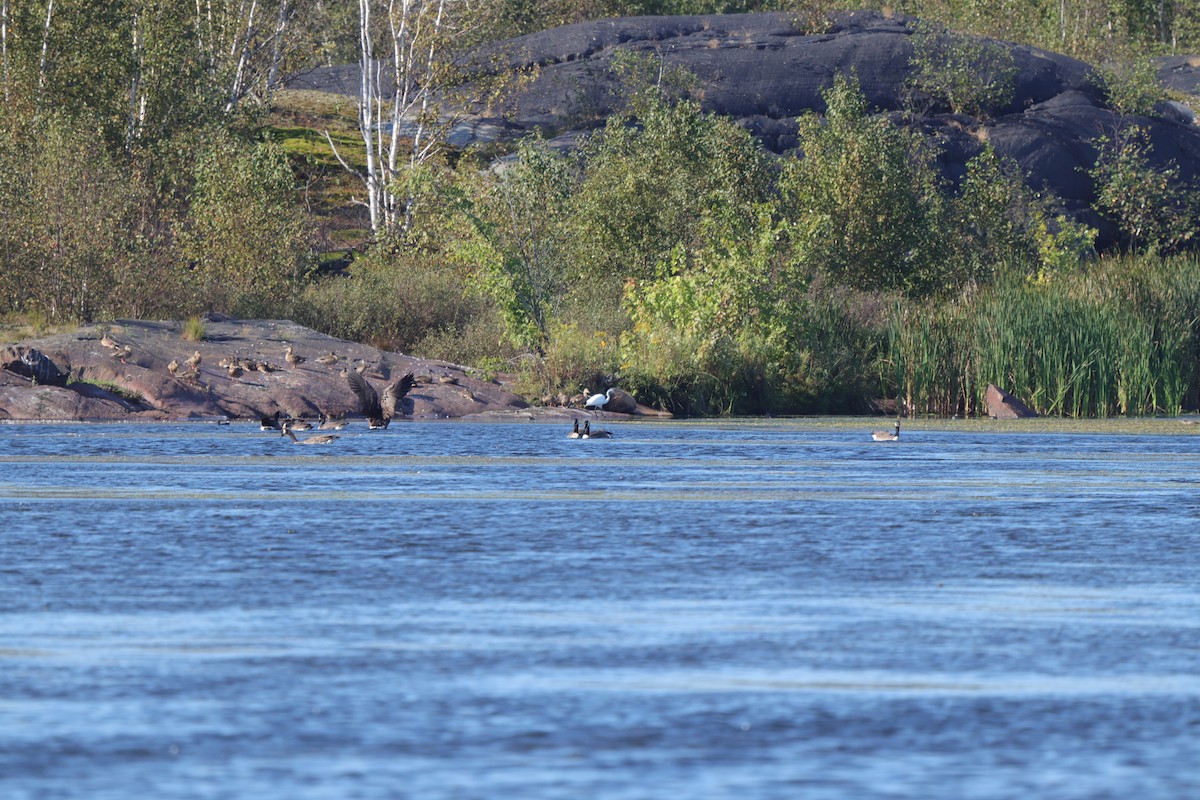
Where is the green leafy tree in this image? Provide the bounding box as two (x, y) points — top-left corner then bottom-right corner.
(451, 138), (578, 351)
(178, 131), (308, 316)
(779, 73), (947, 295)
(0, 111), (136, 322)
(949, 146), (1094, 285)
(568, 91), (773, 288)
(1091, 58), (1167, 118)
(1089, 125), (1196, 255)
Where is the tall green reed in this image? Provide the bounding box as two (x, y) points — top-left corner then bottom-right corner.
(884, 255), (1200, 417)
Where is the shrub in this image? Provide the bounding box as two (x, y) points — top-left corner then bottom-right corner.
(779, 73), (948, 296)
(907, 21), (1018, 118)
(1089, 126), (1196, 255)
(293, 250), (491, 355)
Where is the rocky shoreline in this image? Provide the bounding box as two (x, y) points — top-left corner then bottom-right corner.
(0, 316), (561, 423)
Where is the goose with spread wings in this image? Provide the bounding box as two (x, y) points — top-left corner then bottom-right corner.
(347, 370), (414, 429)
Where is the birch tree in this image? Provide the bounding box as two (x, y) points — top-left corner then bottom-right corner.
(2, 0), (11, 106)
(328, 0), (470, 239)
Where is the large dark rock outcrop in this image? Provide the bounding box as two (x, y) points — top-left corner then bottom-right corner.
(289, 13), (1200, 244)
(463, 11), (1199, 243)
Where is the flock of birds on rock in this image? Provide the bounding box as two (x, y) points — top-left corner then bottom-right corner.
(95, 329), (901, 444)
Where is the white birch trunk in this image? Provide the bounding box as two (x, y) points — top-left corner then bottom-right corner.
(126, 10), (143, 149)
(331, 0), (465, 239)
(225, 0), (258, 112)
(1, 0), (10, 106)
(38, 0), (55, 93)
(359, 0), (381, 234)
(264, 0), (289, 102)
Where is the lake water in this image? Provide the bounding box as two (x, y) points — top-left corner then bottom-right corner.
(2, 418), (1198, 799)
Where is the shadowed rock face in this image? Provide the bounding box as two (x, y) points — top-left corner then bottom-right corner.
(289, 12), (1200, 247)
(0, 318), (531, 422)
(466, 10), (1199, 245)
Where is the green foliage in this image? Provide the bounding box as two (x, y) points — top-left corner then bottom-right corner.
(568, 92), (774, 285)
(0, 110), (134, 322)
(178, 131), (309, 317)
(527, 319), (624, 401)
(1092, 59), (1168, 118)
(1089, 126), (1196, 255)
(293, 247), (490, 355)
(779, 73), (948, 295)
(609, 50), (702, 115)
(450, 139), (578, 352)
(906, 20), (1018, 117)
(620, 203), (782, 415)
(182, 316), (207, 342)
(884, 255), (1200, 417)
(949, 146), (1096, 284)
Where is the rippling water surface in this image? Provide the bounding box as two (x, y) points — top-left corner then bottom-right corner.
(2, 418), (1199, 799)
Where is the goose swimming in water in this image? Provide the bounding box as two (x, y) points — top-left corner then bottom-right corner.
(582, 420), (612, 439)
(872, 420), (900, 442)
(318, 413), (349, 430)
(347, 370), (414, 429)
(260, 411), (282, 431)
(567, 419), (582, 439)
(281, 422), (338, 445)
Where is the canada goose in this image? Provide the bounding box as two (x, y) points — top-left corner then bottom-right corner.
(227, 363), (243, 378)
(281, 422), (338, 445)
(260, 411), (282, 431)
(284, 346), (304, 367)
(347, 370), (414, 429)
(287, 418), (314, 431)
(318, 413), (349, 430)
(872, 420), (900, 442)
(582, 420), (612, 439)
(111, 344), (132, 361)
(317, 351), (338, 366)
(567, 419), (582, 439)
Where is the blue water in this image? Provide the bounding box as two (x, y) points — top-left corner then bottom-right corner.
(1, 419), (1198, 799)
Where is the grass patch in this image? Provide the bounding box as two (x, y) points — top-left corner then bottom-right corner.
(267, 125), (367, 172)
(0, 312), (72, 344)
(270, 89), (359, 129)
(182, 315), (206, 342)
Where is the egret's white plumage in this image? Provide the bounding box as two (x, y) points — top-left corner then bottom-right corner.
(585, 389), (616, 410)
